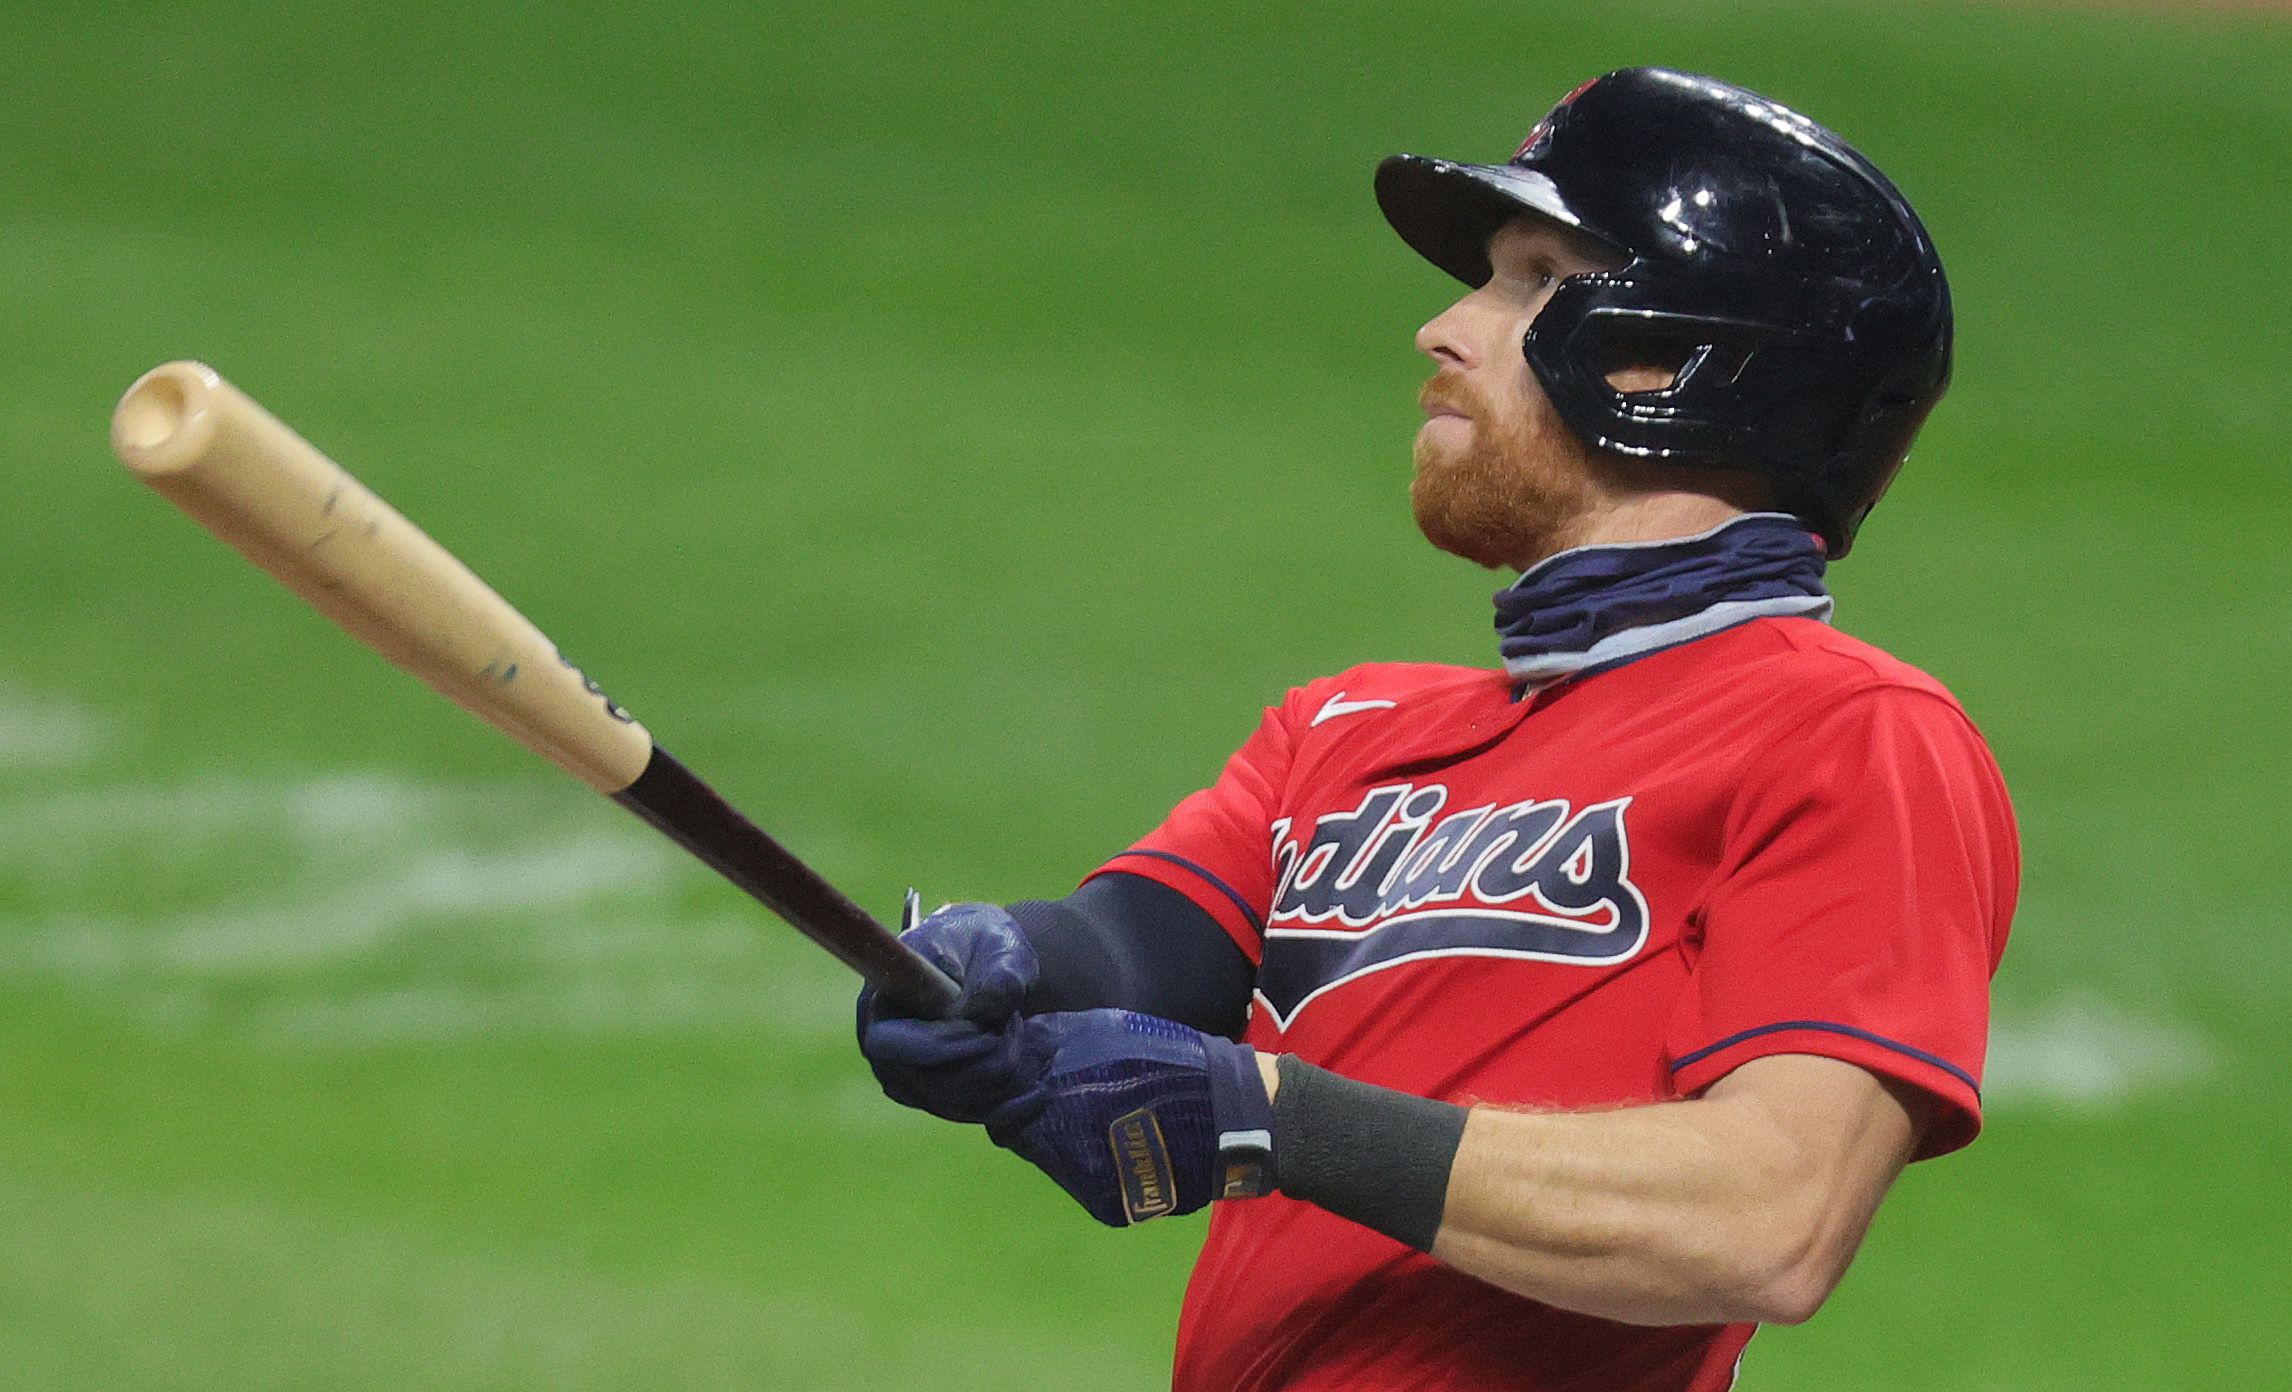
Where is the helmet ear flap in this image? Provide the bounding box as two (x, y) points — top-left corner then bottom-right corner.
(1525, 274), (1802, 461)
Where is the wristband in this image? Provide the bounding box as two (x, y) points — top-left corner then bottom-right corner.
(1204, 1040), (1277, 1199)
(1271, 1055), (1469, 1251)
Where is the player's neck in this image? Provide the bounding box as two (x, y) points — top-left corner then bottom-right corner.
(1524, 492), (1754, 571)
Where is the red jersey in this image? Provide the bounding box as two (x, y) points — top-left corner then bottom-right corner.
(1091, 617), (2019, 1392)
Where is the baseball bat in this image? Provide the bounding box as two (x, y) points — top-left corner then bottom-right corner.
(110, 360), (959, 1016)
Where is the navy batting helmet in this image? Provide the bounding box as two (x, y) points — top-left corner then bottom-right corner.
(1375, 67), (1952, 556)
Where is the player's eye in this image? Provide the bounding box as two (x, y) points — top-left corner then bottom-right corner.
(1497, 263), (1557, 300)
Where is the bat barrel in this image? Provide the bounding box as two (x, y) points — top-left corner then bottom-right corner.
(110, 361), (655, 794)
(111, 361), (960, 1017)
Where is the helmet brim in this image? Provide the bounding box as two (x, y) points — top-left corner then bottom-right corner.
(1374, 155), (1591, 288)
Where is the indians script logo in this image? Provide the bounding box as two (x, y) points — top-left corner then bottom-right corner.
(1257, 782), (1648, 1027)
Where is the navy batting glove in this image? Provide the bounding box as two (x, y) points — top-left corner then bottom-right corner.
(983, 1010), (1275, 1227)
(856, 903), (1041, 1124)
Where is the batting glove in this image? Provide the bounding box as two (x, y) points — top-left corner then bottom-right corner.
(983, 1009), (1276, 1227)
(856, 903), (1040, 1124)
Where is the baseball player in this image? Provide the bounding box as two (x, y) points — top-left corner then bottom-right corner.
(857, 67), (2018, 1391)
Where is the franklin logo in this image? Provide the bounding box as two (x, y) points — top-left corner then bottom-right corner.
(1257, 782), (1649, 1027)
(1108, 1108), (1178, 1224)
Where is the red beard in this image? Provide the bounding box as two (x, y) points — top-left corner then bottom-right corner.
(1411, 373), (1596, 571)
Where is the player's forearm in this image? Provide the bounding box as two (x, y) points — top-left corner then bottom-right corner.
(1263, 1053), (1920, 1328)
(1431, 1098), (1848, 1325)
(1005, 874), (1253, 1035)
(1430, 1054), (1916, 1330)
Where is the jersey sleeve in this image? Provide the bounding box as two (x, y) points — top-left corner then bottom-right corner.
(1665, 684), (2019, 1159)
(1085, 689), (1309, 965)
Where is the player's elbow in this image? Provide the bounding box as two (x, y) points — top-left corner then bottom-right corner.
(1738, 1259), (1837, 1326)
(1733, 1213), (1860, 1325)
(1615, 1232), (1844, 1327)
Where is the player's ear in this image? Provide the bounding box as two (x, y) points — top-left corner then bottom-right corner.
(1604, 362), (1681, 393)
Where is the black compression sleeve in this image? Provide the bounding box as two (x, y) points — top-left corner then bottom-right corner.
(1004, 872), (1254, 1037)
(1272, 1055), (1470, 1252)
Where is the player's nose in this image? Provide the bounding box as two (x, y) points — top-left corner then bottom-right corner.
(1415, 298), (1478, 370)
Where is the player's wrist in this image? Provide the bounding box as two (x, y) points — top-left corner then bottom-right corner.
(1203, 1038), (1277, 1200)
(1270, 1055), (1469, 1252)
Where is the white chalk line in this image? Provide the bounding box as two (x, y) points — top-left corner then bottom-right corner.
(171, 832), (676, 970)
(1985, 994), (2214, 1107)
(0, 769), (879, 1048)
(0, 833), (677, 976)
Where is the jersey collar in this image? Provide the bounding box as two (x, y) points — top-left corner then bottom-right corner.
(1494, 512), (1832, 690)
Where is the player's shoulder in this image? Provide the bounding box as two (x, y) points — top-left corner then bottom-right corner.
(1720, 620), (2017, 832)
(1726, 617), (1962, 700)
(1706, 618), (1987, 746)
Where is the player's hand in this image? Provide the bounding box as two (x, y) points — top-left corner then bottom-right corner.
(983, 1009), (1274, 1227)
(856, 903), (1041, 1123)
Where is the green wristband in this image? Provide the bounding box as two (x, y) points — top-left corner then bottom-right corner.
(1271, 1055), (1470, 1252)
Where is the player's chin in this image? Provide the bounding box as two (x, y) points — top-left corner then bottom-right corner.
(1416, 412), (1473, 454)
(1410, 425), (1464, 489)
(1413, 518), (1519, 571)
(1411, 461), (1522, 571)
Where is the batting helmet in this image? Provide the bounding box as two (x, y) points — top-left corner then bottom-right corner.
(1375, 67), (1952, 556)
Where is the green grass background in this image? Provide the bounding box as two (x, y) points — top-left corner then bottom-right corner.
(3, 1), (2287, 1386)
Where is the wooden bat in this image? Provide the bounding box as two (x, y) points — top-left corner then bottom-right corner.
(110, 360), (959, 1016)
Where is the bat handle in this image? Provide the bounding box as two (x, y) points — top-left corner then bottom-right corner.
(612, 748), (962, 1018)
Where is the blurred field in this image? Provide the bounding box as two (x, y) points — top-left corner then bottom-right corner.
(2, 1), (2287, 1387)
